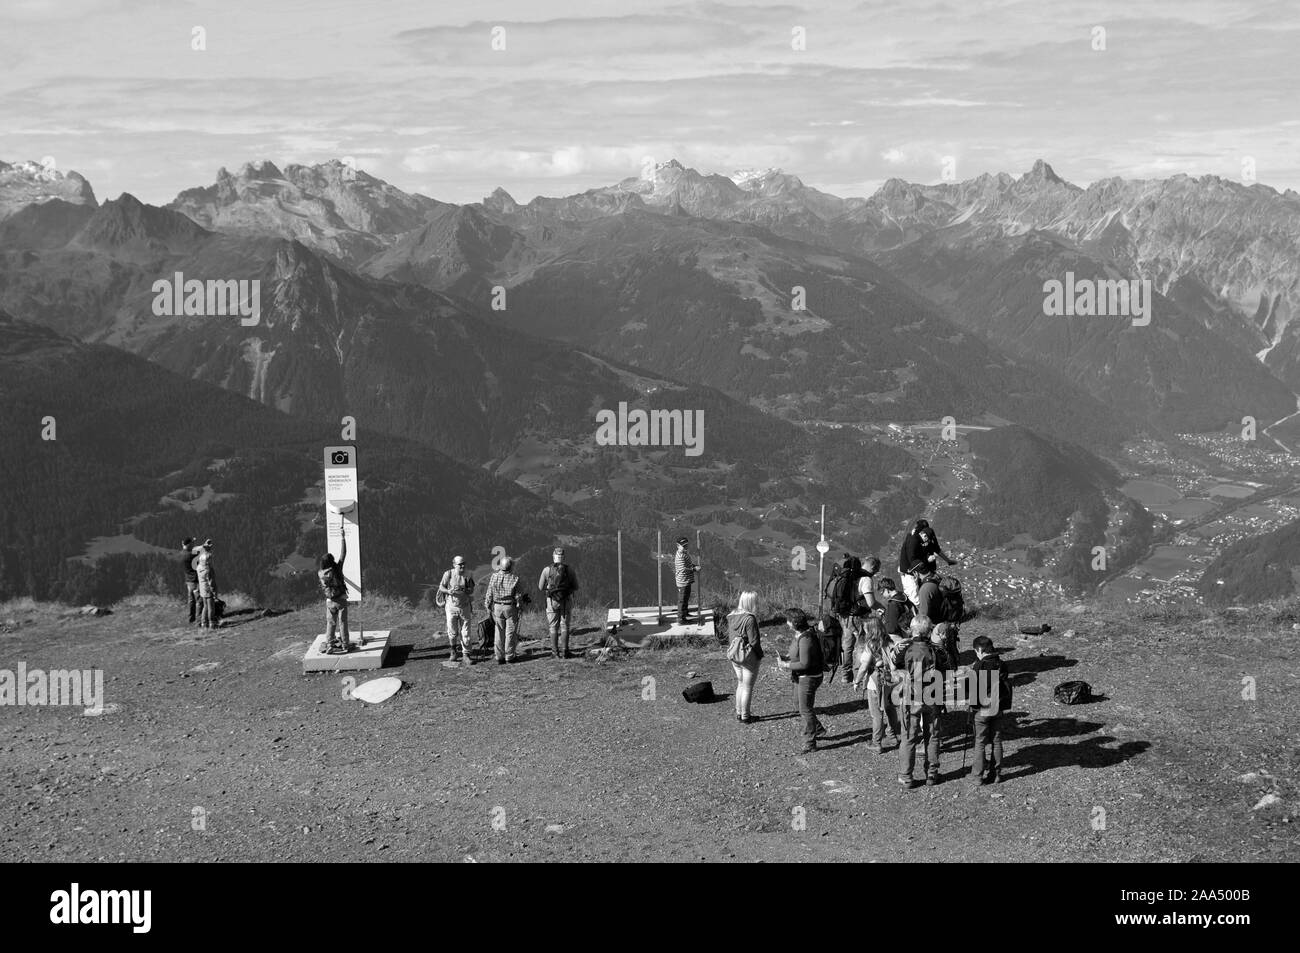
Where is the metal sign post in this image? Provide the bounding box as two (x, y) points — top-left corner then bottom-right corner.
(656, 530), (664, 624)
(323, 445), (364, 646)
(617, 530), (625, 624)
(816, 505), (829, 614)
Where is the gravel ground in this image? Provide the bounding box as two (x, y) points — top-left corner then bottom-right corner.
(2, 603), (1297, 862)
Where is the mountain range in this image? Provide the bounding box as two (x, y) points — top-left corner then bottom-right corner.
(4, 154), (1297, 603)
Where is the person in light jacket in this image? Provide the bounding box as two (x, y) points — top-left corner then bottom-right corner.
(727, 590), (764, 724)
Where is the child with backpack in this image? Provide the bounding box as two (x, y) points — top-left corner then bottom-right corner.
(894, 616), (948, 788)
(853, 616), (901, 754)
(318, 538), (350, 654)
(970, 635), (1012, 784)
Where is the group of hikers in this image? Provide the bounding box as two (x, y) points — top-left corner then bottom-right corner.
(726, 518), (1012, 788)
(180, 518), (1007, 786)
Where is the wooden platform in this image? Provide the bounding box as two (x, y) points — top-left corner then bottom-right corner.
(302, 630), (392, 673)
(604, 606), (715, 647)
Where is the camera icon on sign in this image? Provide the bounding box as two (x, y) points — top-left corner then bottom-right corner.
(331, 450), (350, 465)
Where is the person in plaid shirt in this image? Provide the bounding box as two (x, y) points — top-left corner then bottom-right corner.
(483, 556), (523, 664)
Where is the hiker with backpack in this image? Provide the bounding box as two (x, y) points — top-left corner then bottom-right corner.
(538, 547), (579, 659)
(437, 555), (476, 665)
(853, 616), (901, 755)
(898, 519), (957, 607)
(318, 537), (350, 653)
(894, 616), (949, 787)
(777, 607), (825, 753)
(726, 590), (764, 724)
(827, 555), (881, 684)
(970, 635), (1011, 784)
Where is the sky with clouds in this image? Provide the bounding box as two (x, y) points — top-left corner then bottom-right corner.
(2, 0), (1298, 205)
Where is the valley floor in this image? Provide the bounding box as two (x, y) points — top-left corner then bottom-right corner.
(1, 600), (1297, 862)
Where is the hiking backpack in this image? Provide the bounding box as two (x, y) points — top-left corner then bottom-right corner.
(318, 567), (347, 602)
(816, 625), (840, 676)
(895, 639), (940, 712)
(829, 571), (857, 617)
(546, 564), (573, 601)
(937, 576), (964, 624)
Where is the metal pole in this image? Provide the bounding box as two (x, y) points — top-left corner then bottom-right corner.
(657, 530), (663, 624)
(817, 505), (826, 614)
(617, 530), (624, 623)
(696, 529), (702, 622)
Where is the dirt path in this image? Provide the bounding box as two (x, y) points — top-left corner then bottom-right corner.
(1, 604), (1296, 862)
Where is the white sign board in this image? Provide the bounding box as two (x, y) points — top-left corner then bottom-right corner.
(323, 446), (362, 602)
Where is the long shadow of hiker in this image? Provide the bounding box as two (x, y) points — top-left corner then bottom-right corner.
(1000, 715), (1149, 780)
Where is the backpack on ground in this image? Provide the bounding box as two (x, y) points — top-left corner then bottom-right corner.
(546, 564), (573, 601)
(1054, 680), (1092, 705)
(937, 576), (964, 623)
(212, 598), (226, 625)
(477, 615), (495, 652)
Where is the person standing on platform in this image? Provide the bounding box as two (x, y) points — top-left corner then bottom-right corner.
(674, 536), (698, 625)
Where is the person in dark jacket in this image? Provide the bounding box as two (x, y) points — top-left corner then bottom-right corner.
(181, 537), (200, 623)
(777, 607), (824, 753)
(970, 635), (1010, 784)
(898, 519), (956, 606)
(318, 537), (350, 654)
(878, 577), (914, 638)
(727, 590), (764, 723)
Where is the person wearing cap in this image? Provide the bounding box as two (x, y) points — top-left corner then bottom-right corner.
(484, 555), (523, 664)
(538, 547), (579, 659)
(674, 536), (697, 624)
(438, 556), (476, 664)
(180, 537), (200, 624)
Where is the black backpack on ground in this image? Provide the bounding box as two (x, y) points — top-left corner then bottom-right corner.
(478, 616), (495, 651)
(1054, 680), (1092, 705)
(937, 576), (964, 624)
(682, 681), (715, 703)
(212, 598), (226, 625)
